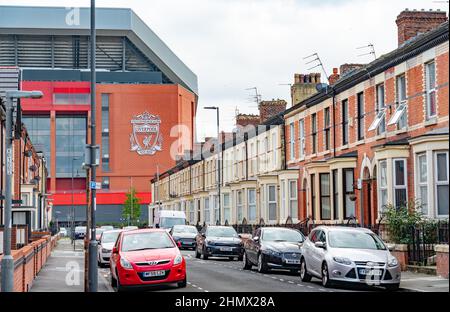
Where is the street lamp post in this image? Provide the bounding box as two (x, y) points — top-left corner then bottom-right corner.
(1, 90), (43, 292)
(204, 107), (221, 225)
(71, 158), (79, 250)
(87, 0), (98, 292)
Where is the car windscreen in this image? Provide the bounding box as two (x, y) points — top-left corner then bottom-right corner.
(102, 231), (120, 244)
(121, 232), (175, 252)
(328, 231), (386, 250)
(262, 229), (305, 243)
(75, 227), (86, 232)
(173, 226), (197, 234)
(206, 227), (238, 238)
(159, 217), (185, 228)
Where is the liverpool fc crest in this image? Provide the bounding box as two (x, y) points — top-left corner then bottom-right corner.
(129, 111), (163, 155)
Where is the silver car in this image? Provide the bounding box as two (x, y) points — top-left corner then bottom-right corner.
(97, 229), (122, 267)
(300, 226), (401, 290)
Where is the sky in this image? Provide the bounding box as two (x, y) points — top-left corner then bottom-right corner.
(1, 0), (448, 141)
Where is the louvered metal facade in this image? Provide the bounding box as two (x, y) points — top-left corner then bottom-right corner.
(0, 34), (172, 83)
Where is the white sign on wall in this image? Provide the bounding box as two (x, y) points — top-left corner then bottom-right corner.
(129, 111), (163, 156)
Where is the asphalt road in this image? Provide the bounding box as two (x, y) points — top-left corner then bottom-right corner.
(99, 249), (377, 292)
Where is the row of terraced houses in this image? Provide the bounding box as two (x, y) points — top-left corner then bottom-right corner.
(149, 10), (449, 228)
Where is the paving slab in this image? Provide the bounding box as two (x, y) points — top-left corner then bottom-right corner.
(30, 238), (113, 292)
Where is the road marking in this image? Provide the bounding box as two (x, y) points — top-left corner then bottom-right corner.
(307, 286), (314, 289)
(204, 290), (209, 292)
(198, 287), (203, 290)
(319, 288), (326, 291)
(288, 281), (294, 284)
(192, 284), (197, 288)
(279, 279), (284, 282)
(297, 284), (304, 286)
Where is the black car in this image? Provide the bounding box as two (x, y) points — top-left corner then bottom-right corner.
(243, 227), (305, 273)
(195, 225), (243, 260)
(170, 225), (199, 250)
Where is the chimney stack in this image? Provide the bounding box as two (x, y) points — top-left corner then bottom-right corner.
(290, 73), (321, 106)
(328, 68), (340, 85)
(258, 99), (287, 124)
(396, 9), (447, 46)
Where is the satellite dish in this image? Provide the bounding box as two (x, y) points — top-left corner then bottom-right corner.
(316, 83), (329, 92)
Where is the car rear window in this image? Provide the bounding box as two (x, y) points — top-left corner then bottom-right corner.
(121, 232), (175, 252)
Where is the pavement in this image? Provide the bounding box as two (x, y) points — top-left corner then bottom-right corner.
(30, 238), (113, 292)
(29, 240), (449, 292)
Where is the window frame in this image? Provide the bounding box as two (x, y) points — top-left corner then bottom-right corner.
(289, 122), (295, 160)
(342, 99), (349, 145)
(312, 113), (317, 154)
(357, 92), (365, 140)
(393, 158), (408, 209)
(288, 180), (298, 219)
(416, 153), (428, 216)
(299, 119), (305, 159)
(435, 151), (449, 217)
(247, 188), (257, 222)
(389, 74), (407, 129)
(343, 168), (355, 218)
(332, 169), (339, 220)
(324, 107), (331, 150)
(267, 184), (277, 221)
(425, 61), (437, 120)
(319, 173), (331, 220)
(310, 174), (316, 220)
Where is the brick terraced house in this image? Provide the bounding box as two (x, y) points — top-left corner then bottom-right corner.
(150, 10), (449, 228)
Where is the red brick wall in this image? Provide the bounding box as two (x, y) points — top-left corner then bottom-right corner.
(396, 10), (447, 46)
(288, 43), (449, 223)
(436, 248), (449, 278)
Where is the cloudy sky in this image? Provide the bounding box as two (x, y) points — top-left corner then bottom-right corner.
(1, 0), (448, 141)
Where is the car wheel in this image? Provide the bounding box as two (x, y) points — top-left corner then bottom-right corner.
(202, 247), (209, 260)
(385, 283), (400, 291)
(243, 252), (252, 270)
(238, 254), (243, 261)
(321, 262), (332, 288)
(300, 258), (312, 282)
(178, 278), (187, 288)
(257, 253), (268, 273)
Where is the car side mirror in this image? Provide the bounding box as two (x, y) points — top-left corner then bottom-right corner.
(314, 241), (326, 249)
(253, 236), (259, 242)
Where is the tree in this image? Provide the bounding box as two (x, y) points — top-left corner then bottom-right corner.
(122, 187), (141, 226)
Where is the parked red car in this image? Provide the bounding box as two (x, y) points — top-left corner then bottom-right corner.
(109, 228), (186, 291)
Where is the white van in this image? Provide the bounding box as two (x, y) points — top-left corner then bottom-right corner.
(153, 210), (186, 230)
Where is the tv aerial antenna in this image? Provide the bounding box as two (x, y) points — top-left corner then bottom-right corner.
(245, 87), (261, 109)
(303, 53), (330, 84)
(357, 43), (377, 60)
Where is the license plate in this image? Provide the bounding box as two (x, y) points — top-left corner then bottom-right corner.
(359, 268), (382, 276)
(220, 247), (233, 252)
(143, 270), (166, 277)
(285, 259), (300, 264)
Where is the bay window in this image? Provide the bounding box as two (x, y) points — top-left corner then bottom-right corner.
(267, 185), (277, 221)
(248, 189), (256, 222)
(204, 197), (210, 224)
(237, 191), (243, 223)
(393, 159), (407, 208)
(289, 180), (298, 219)
(378, 160), (388, 213)
(320, 173), (331, 220)
(417, 153), (428, 215)
(435, 152), (449, 216)
(343, 169), (355, 218)
(223, 193), (231, 223)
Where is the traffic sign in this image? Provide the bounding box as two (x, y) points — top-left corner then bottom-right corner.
(90, 181), (101, 190)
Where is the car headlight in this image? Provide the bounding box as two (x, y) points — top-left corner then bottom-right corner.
(265, 249), (282, 257)
(174, 254), (183, 265)
(388, 257), (399, 267)
(333, 257), (353, 265)
(101, 248), (111, 253)
(120, 257), (133, 269)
